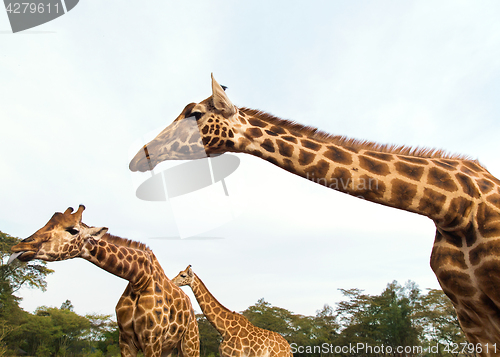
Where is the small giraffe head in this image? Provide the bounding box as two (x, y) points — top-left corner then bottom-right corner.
(129, 74), (240, 172)
(172, 265), (194, 287)
(9, 205), (108, 263)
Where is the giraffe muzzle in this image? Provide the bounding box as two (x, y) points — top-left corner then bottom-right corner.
(7, 250), (35, 264)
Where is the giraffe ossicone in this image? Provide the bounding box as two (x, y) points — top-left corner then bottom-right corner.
(130, 74), (500, 356)
(9, 205), (200, 357)
(172, 265), (292, 357)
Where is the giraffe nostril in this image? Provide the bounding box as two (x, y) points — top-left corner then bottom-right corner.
(21, 237), (34, 243)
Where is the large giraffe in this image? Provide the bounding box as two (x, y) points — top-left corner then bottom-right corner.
(172, 265), (291, 357)
(9, 205), (199, 357)
(129, 75), (500, 355)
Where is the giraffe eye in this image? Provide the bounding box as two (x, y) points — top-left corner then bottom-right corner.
(66, 227), (79, 235)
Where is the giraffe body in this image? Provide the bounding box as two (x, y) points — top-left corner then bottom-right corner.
(9, 206), (199, 357)
(172, 265), (291, 357)
(130, 75), (500, 356)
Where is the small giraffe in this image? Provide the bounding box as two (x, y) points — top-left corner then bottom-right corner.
(130, 74), (500, 356)
(172, 265), (292, 357)
(9, 205), (200, 357)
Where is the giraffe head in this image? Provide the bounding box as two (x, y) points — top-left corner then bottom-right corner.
(129, 74), (240, 172)
(172, 265), (194, 287)
(9, 205), (108, 263)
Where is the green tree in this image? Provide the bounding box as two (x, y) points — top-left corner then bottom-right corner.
(336, 281), (423, 356)
(242, 298), (294, 337)
(13, 304), (90, 356)
(0, 231), (54, 297)
(312, 304), (339, 347)
(60, 299), (75, 312)
(0, 230), (53, 355)
(417, 289), (470, 357)
(84, 313), (118, 354)
(196, 313), (220, 357)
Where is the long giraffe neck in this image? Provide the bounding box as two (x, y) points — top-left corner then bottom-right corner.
(232, 108), (492, 230)
(80, 234), (153, 291)
(189, 273), (238, 337)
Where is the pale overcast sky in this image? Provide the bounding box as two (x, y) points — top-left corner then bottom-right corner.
(1, 1), (500, 318)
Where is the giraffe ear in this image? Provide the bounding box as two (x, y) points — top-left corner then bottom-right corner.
(87, 227), (108, 240)
(211, 73), (236, 117)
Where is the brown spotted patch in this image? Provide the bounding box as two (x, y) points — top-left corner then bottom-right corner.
(463, 161), (483, 173)
(427, 167), (458, 192)
(485, 173), (500, 186)
(464, 223), (477, 247)
(281, 135), (297, 143)
(487, 194), (500, 208)
(298, 150), (316, 166)
(276, 139), (294, 157)
(208, 137), (219, 146)
(300, 139), (321, 151)
(434, 161), (457, 171)
(439, 159), (459, 167)
(441, 289), (458, 305)
(260, 139), (275, 153)
(417, 188), (447, 217)
(394, 161), (425, 181)
(390, 179), (417, 209)
(357, 175), (386, 201)
(282, 158), (295, 173)
(306, 159), (330, 179)
(478, 179), (495, 194)
(249, 150), (263, 158)
(267, 156), (279, 166)
(475, 260), (500, 303)
(437, 269), (476, 298)
(430, 245), (468, 270)
(457, 310), (480, 329)
(470, 241), (500, 266)
(237, 137), (251, 150)
(343, 146), (359, 153)
(478, 292), (500, 316)
(248, 118), (267, 128)
(96, 246), (106, 261)
(365, 152), (393, 161)
(455, 172), (480, 198)
(359, 156), (390, 176)
(476, 202), (500, 238)
(245, 128), (263, 138)
(265, 130), (279, 136)
(399, 156), (429, 165)
(269, 125), (286, 134)
(460, 166), (474, 177)
(324, 146), (353, 165)
(331, 168), (352, 190)
(442, 197), (472, 228)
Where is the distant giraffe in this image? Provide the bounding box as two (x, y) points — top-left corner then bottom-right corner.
(9, 205), (199, 357)
(172, 265), (291, 357)
(130, 74), (500, 356)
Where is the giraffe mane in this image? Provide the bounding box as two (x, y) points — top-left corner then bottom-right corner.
(240, 107), (479, 163)
(101, 233), (151, 252)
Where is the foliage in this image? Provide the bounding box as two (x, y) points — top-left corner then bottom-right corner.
(0, 231), (54, 295)
(197, 314), (220, 357)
